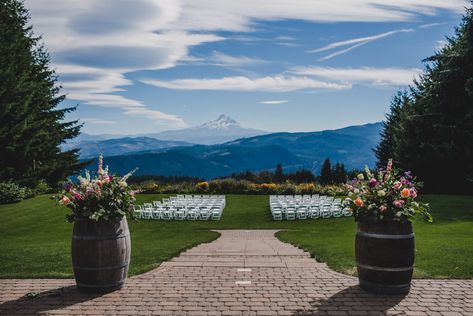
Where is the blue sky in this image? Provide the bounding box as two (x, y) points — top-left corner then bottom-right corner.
(26, 0), (467, 134)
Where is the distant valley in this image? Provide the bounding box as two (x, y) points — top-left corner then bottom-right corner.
(72, 116), (382, 179)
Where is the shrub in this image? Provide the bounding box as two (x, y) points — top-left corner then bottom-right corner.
(33, 180), (53, 195)
(0, 182), (29, 204)
(195, 181), (209, 192)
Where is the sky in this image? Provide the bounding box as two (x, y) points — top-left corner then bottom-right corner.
(25, 0), (468, 135)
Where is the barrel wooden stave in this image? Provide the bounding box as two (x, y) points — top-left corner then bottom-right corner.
(356, 220), (414, 295)
(72, 217), (131, 293)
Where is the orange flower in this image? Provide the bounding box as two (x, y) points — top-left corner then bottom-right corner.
(60, 196), (70, 205)
(400, 188), (410, 198)
(354, 197), (364, 207)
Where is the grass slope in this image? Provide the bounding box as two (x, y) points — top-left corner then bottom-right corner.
(0, 194), (472, 278)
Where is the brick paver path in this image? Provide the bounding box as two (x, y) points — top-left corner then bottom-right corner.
(1, 230), (472, 315)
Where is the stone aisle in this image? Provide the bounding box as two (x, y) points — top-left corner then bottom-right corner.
(0, 230), (472, 315)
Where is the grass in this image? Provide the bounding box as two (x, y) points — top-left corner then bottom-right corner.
(0, 194), (472, 279)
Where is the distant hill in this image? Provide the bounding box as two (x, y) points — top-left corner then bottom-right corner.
(64, 137), (193, 159)
(145, 114), (267, 145)
(83, 122), (382, 179)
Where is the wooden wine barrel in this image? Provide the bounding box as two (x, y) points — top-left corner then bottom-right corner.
(355, 219), (414, 294)
(71, 217), (131, 293)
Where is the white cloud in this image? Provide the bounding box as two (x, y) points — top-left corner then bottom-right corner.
(289, 66), (422, 86)
(206, 52), (268, 67)
(309, 29), (414, 61)
(419, 22), (448, 28)
(260, 100), (290, 104)
(141, 76), (351, 92)
(81, 118), (117, 125)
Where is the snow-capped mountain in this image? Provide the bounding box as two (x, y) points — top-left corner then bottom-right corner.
(199, 114), (240, 129)
(145, 114), (267, 144)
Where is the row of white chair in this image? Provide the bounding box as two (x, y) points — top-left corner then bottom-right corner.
(269, 195), (351, 220)
(134, 195), (225, 221)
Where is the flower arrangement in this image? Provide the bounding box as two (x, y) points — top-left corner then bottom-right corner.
(55, 155), (137, 223)
(344, 159), (432, 222)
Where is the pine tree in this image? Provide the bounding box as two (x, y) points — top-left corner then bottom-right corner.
(376, 4), (473, 193)
(0, 0), (83, 187)
(274, 164), (284, 183)
(374, 91), (412, 168)
(332, 163), (347, 184)
(319, 158), (332, 185)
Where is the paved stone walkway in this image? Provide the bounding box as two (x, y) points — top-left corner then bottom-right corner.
(0, 230), (472, 315)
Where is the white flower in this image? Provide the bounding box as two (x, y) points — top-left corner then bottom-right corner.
(377, 190), (386, 197)
(354, 188), (360, 194)
(119, 181), (127, 188)
(364, 166), (373, 178)
(357, 173), (365, 180)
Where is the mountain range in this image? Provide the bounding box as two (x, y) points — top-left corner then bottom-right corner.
(145, 114), (267, 145)
(77, 116), (383, 179)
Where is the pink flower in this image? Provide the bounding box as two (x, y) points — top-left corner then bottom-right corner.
(96, 180), (103, 187)
(386, 159), (393, 173)
(98, 154), (103, 173)
(379, 205), (388, 213)
(410, 188), (417, 198)
(73, 192), (82, 200)
(393, 200), (405, 208)
(104, 176), (110, 183)
(60, 196), (70, 205)
(393, 181), (401, 190)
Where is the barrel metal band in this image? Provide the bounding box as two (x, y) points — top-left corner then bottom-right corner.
(76, 280), (125, 288)
(357, 262), (413, 272)
(72, 233), (129, 241)
(356, 231), (414, 239)
(74, 261), (129, 271)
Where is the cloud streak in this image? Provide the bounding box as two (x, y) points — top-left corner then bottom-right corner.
(289, 66), (422, 86)
(141, 76), (351, 92)
(260, 100), (289, 104)
(309, 29), (414, 61)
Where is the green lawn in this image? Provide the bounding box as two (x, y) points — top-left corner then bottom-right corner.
(0, 194), (472, 279)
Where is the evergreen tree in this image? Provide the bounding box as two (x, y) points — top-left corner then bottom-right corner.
(319, 158), (332, 185)
(376, 4), (473, 193)
(274, 164), (284, 183)
(0, 0), (83, 187)
(287, 169), (316, 183)
(332, 163), (347, 184)
(374, 91), (412, 168)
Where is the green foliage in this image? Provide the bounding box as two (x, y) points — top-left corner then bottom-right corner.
(376, 6), (473, 193)
(0, 0), (83, 187)
(132, 178), (348, 196)
(228, 165), (316, 184)
(319, 158), (347, 184)
(0, 182), (30, 204)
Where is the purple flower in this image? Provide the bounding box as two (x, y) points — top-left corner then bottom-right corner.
(368, 178), (378, 188)
(64, 182), (73, 193)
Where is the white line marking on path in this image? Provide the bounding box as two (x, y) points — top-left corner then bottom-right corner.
(235, 281), (251, 285)
(237, 268), (252, 272)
